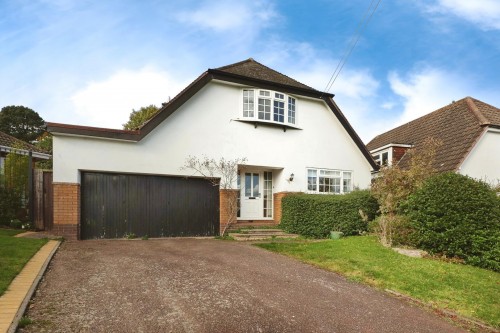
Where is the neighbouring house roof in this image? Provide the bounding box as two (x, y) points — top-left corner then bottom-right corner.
(0, 130), (51, 159)
(366, 97), (500, 173)
(47, 58), (378, 170)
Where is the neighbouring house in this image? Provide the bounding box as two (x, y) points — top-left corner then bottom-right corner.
(0, 130), (51, 174)
(47, 58), (378, 240)
(367, 97), (500, 183)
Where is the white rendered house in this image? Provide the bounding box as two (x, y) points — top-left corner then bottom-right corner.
(48, 59), (377, 239)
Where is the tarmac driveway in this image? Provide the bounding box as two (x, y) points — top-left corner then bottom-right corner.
(21, 239), (464, 333)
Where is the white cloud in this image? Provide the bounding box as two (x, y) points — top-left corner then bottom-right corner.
(70, 67), (186, 129)
(388, 67), (468, 125)
(176, 0), (278, 32)
(381, 102), (395, 110)
(289, 59), (382, 142)
(425, 0), (500, 30)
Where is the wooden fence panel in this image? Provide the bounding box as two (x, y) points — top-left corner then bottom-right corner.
(32, 170), (53, 230)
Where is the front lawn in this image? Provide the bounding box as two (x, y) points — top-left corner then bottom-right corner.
(256, 236), (500, 328)
(0, 228), (48, 296)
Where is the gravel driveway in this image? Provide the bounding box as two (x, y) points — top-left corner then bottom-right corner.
(20, 238), (465, 333)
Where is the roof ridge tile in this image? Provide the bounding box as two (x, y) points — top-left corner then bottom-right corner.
(465, 97), (490, 126)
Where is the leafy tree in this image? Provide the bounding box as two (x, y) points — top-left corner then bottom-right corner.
(35, 133), (53, 170)
(123, 105), (160, 130)
(0, 105), (45, 142)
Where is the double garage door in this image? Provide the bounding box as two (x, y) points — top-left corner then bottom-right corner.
(81, 172), (219, 239)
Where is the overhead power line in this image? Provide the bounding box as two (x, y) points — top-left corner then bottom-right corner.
(323, 0), (382, 95)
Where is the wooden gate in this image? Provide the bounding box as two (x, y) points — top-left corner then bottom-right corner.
(33, 170), (53, 230)
(80, 172), (220, 239)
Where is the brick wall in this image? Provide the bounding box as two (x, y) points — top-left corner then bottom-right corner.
(392, 147), (410, 164)
(52, 182), (80, 240)
(273, 192), (297, 224)
(219, 189), (238, 235)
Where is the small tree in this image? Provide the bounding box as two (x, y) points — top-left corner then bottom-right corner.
(123, 105), (159, 130)
(0, 146), (30, 225)
(183, 156), (246, 235)
(371, 137), (441, 246)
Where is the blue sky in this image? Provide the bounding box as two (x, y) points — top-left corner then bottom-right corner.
(1, 0), (499, 142)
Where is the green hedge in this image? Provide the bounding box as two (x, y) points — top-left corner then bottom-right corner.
(406, 173), (500, 271)
(280, 190), (379, 238)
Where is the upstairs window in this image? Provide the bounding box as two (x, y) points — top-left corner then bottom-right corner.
(243, 90), (254, 117)
(307, 168), (353, 194)
(288, 97), (296, 124)
(242, 89), (297, 126)
(273, 92), (285, 123)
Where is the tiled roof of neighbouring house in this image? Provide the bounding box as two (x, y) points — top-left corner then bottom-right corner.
(0, 130), (49, 155)
(366, 97), (500, 172)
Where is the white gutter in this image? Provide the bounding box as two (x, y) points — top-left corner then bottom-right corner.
(0, 146), (51, 160)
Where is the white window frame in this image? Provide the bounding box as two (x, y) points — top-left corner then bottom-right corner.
(241, 89), (298, 126)
(373, 150), (390, 166)
(370, 144), (413, 167)
(306, 168), (353, 194)
(243, 90), (255, 118)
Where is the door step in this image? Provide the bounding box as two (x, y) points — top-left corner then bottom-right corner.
(227, 221), (279, 231)
(229, 229), (299, 241)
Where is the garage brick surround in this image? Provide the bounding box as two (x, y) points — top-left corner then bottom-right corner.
(52, 183), (80, 240)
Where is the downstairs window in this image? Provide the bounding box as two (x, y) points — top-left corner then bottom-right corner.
(307, 168), (352, 194)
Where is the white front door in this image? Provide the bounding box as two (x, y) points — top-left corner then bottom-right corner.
(240, 172), (261, 219)
(239, 171), (273, 220)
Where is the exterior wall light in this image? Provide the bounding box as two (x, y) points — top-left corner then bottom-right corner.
(289, 173), (294, 181)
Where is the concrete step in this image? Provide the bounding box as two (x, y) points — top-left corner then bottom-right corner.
(229, 231), (300, 241)
(227, 222), (279, 231)
(238, 229), (285, 235)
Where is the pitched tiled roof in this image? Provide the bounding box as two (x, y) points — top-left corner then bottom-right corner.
(366, 97), (500, 172)
(48, 58), (377, 169)
(0, 130), (48, 154)
(215, 58), (316, 91)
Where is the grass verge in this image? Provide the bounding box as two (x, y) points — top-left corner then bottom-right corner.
(0, 228), (48, 296)
(256, 236), (499, 328)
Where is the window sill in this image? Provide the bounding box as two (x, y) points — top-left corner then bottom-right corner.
(234, 118), (302, 131)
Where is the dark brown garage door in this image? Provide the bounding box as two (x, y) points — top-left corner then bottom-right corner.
(81, 172), (219, 239)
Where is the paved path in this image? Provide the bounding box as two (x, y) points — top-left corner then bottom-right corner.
(0, 240), (60, 333)
(20, 239), (465, 333)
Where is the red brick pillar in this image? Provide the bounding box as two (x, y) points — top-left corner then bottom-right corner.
(52, 183), (80, 240)
(219, 189), (238, 235)
(273, 192), (297, 224)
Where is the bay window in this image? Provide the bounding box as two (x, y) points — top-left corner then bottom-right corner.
(242, 89), (297, 126)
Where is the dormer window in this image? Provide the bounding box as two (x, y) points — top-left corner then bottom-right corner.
(373, 151), (389, 166)
(243, 89), (297, 126)
(370, 144), (412, 168)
